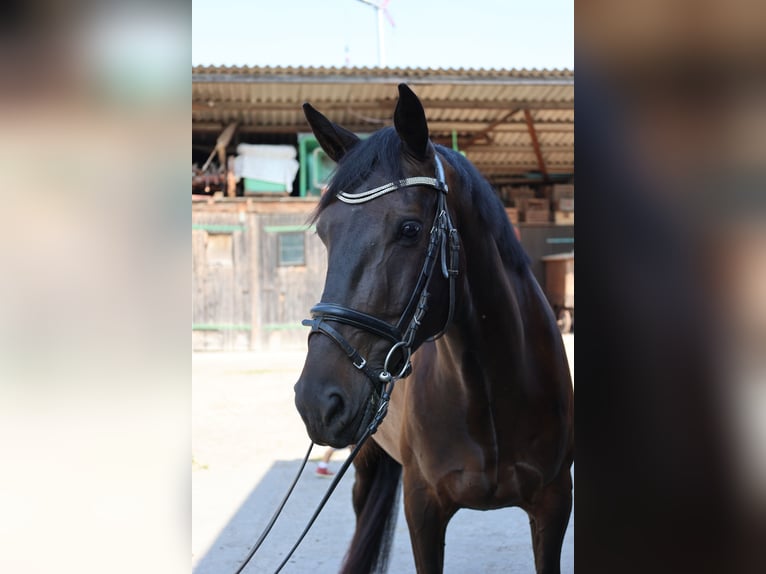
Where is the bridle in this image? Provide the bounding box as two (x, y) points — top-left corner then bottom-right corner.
(301, 152), (460, 430)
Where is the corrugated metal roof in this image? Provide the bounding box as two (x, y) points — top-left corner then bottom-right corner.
(192, 65), (573, 182)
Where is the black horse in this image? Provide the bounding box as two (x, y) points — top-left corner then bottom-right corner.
(294, 84), (573, 574)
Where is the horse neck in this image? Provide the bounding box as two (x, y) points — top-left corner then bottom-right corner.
(445, 221), (547, 385)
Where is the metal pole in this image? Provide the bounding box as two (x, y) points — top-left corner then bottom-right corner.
(356, 0), (384, 67)
(377, 6), (385, 66)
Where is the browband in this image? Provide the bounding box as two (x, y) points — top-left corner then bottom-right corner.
(337, 156), (449, 204)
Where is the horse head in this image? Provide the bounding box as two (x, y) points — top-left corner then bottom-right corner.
(294, 84), (459, 447)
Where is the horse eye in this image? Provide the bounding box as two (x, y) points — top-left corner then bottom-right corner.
(399, 221), (422, 239)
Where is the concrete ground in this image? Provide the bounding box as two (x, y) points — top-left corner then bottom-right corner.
(192, 334), (574, 573)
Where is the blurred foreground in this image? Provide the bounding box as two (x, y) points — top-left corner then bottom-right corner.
(576, 1), (766, 571)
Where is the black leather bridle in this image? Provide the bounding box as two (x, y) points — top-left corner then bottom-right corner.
(302, 153), (460, 424)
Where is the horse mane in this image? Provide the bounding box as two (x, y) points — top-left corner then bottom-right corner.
(311, 129), (529, 273)
(434, 144), (530, 273)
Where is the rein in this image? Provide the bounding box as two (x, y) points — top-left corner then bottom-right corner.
(234, 380), (396, 574)
(233, 152), (460, 573)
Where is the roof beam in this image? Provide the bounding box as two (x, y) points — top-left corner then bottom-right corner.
(524, 109), (549, 181)
(460, 108), (523, 149)
(192, 72), (572, 87)
(487, 175), (574, 185)
(463, 145), (574, 154)
(192, 121), (574, 134)
(191, 99), (573, 111)
(472, 163), (573, 174)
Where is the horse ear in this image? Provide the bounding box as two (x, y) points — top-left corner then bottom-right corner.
(394, 83), (430, 160)
(303, 103), (360, 163)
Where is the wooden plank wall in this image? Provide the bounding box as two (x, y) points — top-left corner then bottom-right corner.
(255, 212), (327, 350)
(192, 199), (573, 352)
(192, 211), (253, 350)
(192, 198), (324, 351)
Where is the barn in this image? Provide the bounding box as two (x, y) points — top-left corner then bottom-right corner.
(192, 65), (574, 350)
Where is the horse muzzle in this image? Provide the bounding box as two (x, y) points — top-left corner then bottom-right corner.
(293, 371), (377, 448)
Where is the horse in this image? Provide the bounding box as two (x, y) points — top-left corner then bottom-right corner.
(293, 84), (573, 574)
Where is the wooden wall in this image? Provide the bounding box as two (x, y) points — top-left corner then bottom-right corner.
(192, 198), (573, 352)
(192, 198), (325, 351)
(254, 211), (328, 350)
(192, 213), (252, 350)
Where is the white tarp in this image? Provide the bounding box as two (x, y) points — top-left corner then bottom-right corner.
(233, 144), (299, 188)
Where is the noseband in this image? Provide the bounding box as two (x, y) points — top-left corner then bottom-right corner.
(302, 153), (460, 400)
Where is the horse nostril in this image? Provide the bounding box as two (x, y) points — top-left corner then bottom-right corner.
(323, 392), (345, 426)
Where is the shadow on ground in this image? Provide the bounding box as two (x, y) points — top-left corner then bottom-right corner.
(193, 457), (358, 574)
(194, 458), (573, 574)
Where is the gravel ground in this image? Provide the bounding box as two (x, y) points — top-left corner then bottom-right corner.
(192, 335), (574, 573)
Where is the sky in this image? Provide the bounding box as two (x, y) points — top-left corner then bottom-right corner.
(192, 0), (573, 70)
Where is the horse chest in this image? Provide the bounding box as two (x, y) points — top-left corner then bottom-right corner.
(412, 439), (532, 509)
(403, 388), (546, 507)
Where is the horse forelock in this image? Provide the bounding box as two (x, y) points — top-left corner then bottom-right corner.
(312, 128), (405, 220)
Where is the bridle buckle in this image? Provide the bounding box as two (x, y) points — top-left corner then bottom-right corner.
(353, 356), (367, 370)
